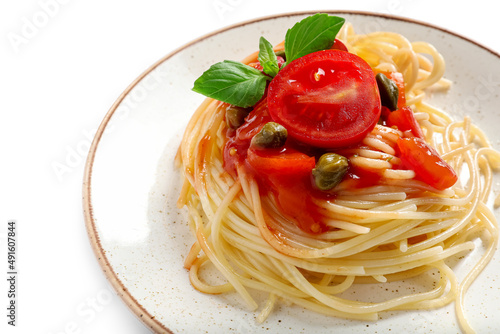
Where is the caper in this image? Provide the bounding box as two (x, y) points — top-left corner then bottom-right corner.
(226, 105), (251, 129)
(251, 122), (288, 149)
(376, 73), (399, 111)
(312, 153), (349, 191)
(275, 50), (286, 61)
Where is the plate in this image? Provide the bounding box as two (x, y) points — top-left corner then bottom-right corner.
(83, 11), (500, 333)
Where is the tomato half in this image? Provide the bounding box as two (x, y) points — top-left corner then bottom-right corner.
(267, 50), (381, 148)
(397, 137), (457, 190)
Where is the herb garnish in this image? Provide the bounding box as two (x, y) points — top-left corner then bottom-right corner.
(192, 13), (345, 107)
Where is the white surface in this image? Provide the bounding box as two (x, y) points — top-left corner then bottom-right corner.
(1, 1), (499, 333)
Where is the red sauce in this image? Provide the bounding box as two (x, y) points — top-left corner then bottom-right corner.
(223, 100), (389, 234)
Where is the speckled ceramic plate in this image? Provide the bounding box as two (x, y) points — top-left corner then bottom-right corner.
(83, 11), (500, 334)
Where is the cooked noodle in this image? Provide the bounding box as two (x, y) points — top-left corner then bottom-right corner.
(176, 22), (500, 333)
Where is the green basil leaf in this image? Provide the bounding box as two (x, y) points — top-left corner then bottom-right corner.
(192, 60), (270, 108)
(258, 36), (279, 77)
(284, 13), (345, 65)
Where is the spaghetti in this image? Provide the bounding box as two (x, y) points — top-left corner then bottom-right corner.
(176, 17), (500, 333)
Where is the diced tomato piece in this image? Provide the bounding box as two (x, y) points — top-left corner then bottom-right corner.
(397, 137), (457, 190)
(246, 147), (323, 234)
(377, 71), (406, 109)
(246, 147), (315, 176)
(386, 106), (425, 138)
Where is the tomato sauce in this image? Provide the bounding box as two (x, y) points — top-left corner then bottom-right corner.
(223, 100), (385, 234)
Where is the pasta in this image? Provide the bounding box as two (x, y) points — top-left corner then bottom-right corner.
(176, 18), (500, 333)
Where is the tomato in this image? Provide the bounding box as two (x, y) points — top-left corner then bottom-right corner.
(381, 71), (406, 109)
(246, 147), (315, 176)
(331, 39), (348, 52)
(223, 100), (271, 175)
(246, 147), (325, 234)
(268, 50), (381, 148)
(397, 137), (457, 190)
(385, 106), (425, 138)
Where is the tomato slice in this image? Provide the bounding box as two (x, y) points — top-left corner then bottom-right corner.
(246, 147), (315, 176)
(268, 50), (381, 148)
(397, 137), (457, 190)
(386, 106), (425, 139)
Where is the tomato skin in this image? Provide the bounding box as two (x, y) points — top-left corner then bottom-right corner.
(397, 137), (457, 190)
(385, 106), (425, 139)
(246, 147), (315, 176)
(268, 50), (381, 148)
(331, 39), (348, 52)
(381, 71), (406, 109)
(246, 147), (326, 234)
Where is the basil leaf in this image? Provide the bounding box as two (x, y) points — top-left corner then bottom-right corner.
(284, 13), (345, 65)
(258, 36), (279, 77)
(192, 60), (270, 108)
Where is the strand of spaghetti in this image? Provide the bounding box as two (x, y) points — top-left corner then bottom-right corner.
(393, 262), (457, 310)
(238, 248), (279, 279)
(189, 255), (233, 294)
(411, 41), (445, 90)
(441, 144), (475, 160)
(478, 156), (493, 203)
(334, 192), (407, 202)
(195, 226), (258, 310)
(349, 155), (393, 170)
(272, 258), (447, 314)
(383, 169), (416, 180)
(180, 99), (218, 182)
(210, 181), (241, 248)
(456, 171), (500, 334)
(363, 242), (475, 276)
(361, 136), (396, 155)
(335, 184), (412, 195)
(184, 241), (201, 270)
(318, 201), (462, 221)
(256, 293), (277, 323)
(313, 275), (355, 294)
(394, 48), (420, 92)
(324, 219), (370, 234)
(383, 219), (459, 245)
(222, 227), (368, 275)
(226, 249), (309, 299)
(234, 274), (378, 321)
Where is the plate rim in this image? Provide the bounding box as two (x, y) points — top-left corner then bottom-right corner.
(82, 10), (500, 333)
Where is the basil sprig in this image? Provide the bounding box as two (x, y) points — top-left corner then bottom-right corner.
(192, 13), (345, 107)
(258, 36), (280, 77)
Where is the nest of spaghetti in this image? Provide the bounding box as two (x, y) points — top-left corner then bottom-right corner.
(176, 19), (500, 331)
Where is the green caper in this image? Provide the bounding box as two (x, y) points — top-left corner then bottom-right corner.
(274, 50), (286, 61)
(225, 105), (251, 129)
(376, 73), (399, 111)
(312, 153), (349, 191)
(251, 122), (288, 149)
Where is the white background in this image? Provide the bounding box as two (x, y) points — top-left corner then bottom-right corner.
(1, 0), (498, 333)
